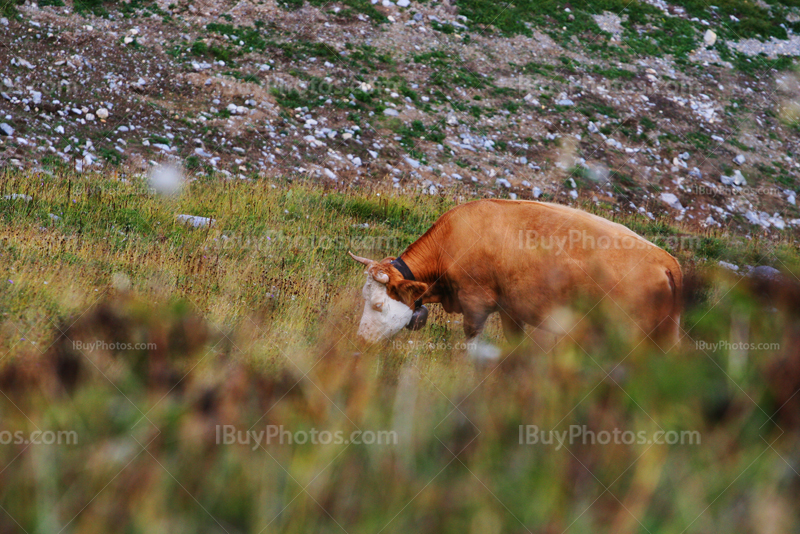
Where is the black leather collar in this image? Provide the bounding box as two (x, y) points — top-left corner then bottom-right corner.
(391, 256), (415, 281)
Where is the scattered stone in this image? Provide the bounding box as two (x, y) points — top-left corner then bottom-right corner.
(704, 29), (717, 47)
(0, 123), (14, 136)
(383, 108), (399, 117)
(397, 0), (410, 7)
(749, 265), (781, 282)
(404, 156), (420, 168)
(176, 214), (214, 227)
(718, 261), (739, 272)
(4, 194), (32, 201)
(12, 58), (34, 69)
(720, 170), (746, 186)
(96, 108), (109, 120)
(660, 192), (683, 210)
(734, 154), (745, 165)
(532, 187), (543, 198)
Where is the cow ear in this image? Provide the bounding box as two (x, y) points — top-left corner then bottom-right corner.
(393, 280), (428, 307)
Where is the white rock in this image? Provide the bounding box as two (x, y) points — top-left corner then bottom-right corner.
(4, 194), (32, 201)
(176, 214), (214, 228)
(397, 0), (410, 6)
(704, 29), (717, 46)
(96, 108), (109, 119)
(0, 123), (14, 136)
(720, 170), (746, 186)
(660, 192), (683, 210)
(532, 187), (542, 198)
(496, 178), (511, 188)
(383, 108), (399, 116)
(719, 261), (739, 272)
(323, 168), (337, 180)
(734, 154), (745, 165)
(523, 94), (540, 106)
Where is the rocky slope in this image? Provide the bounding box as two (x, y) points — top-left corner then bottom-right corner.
(2, 0), (800, 235)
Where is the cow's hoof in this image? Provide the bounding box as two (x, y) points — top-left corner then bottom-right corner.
(468, 341), (501, 363)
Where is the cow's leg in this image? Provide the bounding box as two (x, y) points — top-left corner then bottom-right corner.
(462, 312), (488, 340)
(499, 310), (525, 343)
(462, 308), (502, 362)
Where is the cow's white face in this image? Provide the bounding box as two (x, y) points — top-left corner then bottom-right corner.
(357, 275), (415, 343)
(348, 252), (429, 344)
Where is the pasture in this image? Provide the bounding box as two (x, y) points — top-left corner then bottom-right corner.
(0, 169), (799, 533)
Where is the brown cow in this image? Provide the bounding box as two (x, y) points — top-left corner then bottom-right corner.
(349, 199), (682, 351)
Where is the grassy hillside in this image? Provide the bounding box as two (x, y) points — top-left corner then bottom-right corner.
(2, 0), (800, 233)
(1, 169), (799, 532)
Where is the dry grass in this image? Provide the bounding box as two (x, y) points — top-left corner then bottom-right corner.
(0, 169), (799, 533)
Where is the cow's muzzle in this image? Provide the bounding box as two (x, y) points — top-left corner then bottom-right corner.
(405, 305), (429, 331)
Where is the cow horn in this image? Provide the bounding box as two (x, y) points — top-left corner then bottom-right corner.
(348, 251), (373, 266)
(374, 272), (389, 284)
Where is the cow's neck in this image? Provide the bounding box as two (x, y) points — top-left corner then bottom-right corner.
(395, 241), (441, 284)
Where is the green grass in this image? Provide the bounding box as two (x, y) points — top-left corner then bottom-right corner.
(1, 171), (800, 533)
(456, 0), (800, 70)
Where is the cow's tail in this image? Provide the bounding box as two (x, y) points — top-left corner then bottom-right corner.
(661, 264), (683, 348)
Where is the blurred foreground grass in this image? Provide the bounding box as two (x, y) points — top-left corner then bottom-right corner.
(1, 169), (800, 533)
